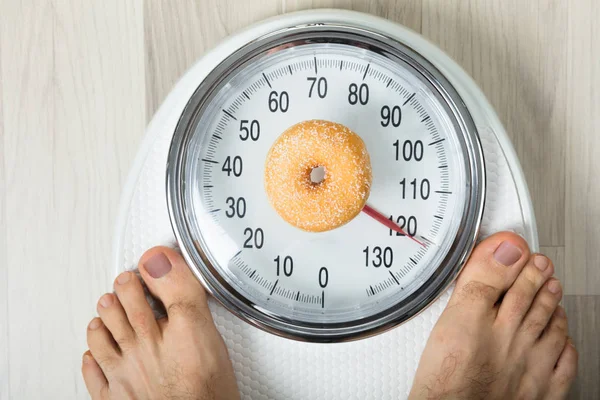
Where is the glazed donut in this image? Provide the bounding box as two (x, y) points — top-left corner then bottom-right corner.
(264, 120), (372, 232)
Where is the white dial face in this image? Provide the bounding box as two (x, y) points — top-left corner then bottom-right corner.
(183, 43), (468, 324)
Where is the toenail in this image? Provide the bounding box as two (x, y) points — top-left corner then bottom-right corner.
(144, 252), (172, 279)
(493, 241), (522, 266)
(534, 255), (549, 271)
(116, 272), (131, 285)
(548, 279), (562, 295)
(88, 318), (102, 330)
(555, 306), (566, 318)
(99, 294), (114, 308)
(82, 353), (94, 364)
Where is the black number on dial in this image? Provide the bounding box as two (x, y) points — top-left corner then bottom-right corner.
(363, 246), (394, 268)
(307, 77), (328, 98)
(222, 156), (243, 177)
(319, 267), (329, 288)
(394, 140), (424, 161)
(243, 228), (264, 249)
(268, 91), (289, 113)
(400, 178), (430, 200)
(348, 83), (369, 105)
(239, 120), (260, 141)
(388, 215), (417, 237)
(225, 197), (246, 218)
(274, 255), (293, 277)
(381, 105), (402, 127)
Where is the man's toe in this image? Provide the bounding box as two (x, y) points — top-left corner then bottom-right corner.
(113, 271), (161, 341)
(86, 318), (121, 378)
(97, 293), (136, 351)
(81, 350), (109, 399)
(449, 232), (530, 314)
(514, 278), (562, 346)
(137, 247), (213, 330)
(495, 254), (555, 335)
(530, 306), (570, 378)
(545, 339), (578, 400)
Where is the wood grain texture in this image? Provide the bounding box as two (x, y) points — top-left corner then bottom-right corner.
(422, 0), (567, 248)
(565, 0), (600, 295)
(284, 0), (422, 32)
(563, 296), (600, 400)
(1, 2), (56, 396)
(144, 0), (282, 117)
(1, 1), (145, 398)
(0, 6), (8, 396)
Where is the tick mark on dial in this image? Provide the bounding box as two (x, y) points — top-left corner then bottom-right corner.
(429, 138), (446, 146)
(363, 63), (370, 80)
(288, 65), (293, 75)
(201, 158), (218, 164)
(233, 250), (242, 258)
(389, 271), (400, 285)
(434, 215), (443, 219)
(222, 109), (237, 121)
(314, 56), (318, 74)
(370, 285), (376, 295)
(419, 236), (435, 247)
(262, 72), (272, 88)
(242, 91), (250, 100)
(435, 190), (453, 195)
(403, 93), (416, 106)
(213, 134), (223, 140)
(409, 257), (417, 265)
(321, 290), (325, 308)
(421, 115), (431, 123)
(386, 77), (393, 87)
(208, 209), (220, 214)
(295, 291), (300, 301)
(438, 165), (448, 169)
(340, 60), (344, 70)
(270, 279), (279, 296)
(203, 185), (213, 188)
(249, 269), (256, 279)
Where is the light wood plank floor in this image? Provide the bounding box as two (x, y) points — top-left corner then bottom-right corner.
(1, 1), (598, 398)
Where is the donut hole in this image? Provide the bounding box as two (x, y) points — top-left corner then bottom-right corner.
(310, 166), (326, 184)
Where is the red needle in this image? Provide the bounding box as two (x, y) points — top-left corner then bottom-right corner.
(362, 204), (425, 246)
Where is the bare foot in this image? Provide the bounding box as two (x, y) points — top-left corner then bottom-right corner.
(409, 232), (578, 400)
(82, 247), (240, 400)
(82, 233), (578, 399)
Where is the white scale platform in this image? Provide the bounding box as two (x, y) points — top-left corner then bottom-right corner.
(114, 10), (538, 400)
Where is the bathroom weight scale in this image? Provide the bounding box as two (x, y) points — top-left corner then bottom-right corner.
(114, 10), (537, 399)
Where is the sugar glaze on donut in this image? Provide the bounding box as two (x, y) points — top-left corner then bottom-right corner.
(264, 120), (372, 232)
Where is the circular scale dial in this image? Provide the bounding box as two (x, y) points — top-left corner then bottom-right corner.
(168, 27), (484, 341)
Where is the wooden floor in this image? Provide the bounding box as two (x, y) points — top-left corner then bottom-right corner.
(1, 1), (598, 398)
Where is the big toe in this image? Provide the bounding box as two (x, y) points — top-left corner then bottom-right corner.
(138, 247), (213, 329)
(449, 232), (530, 314)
